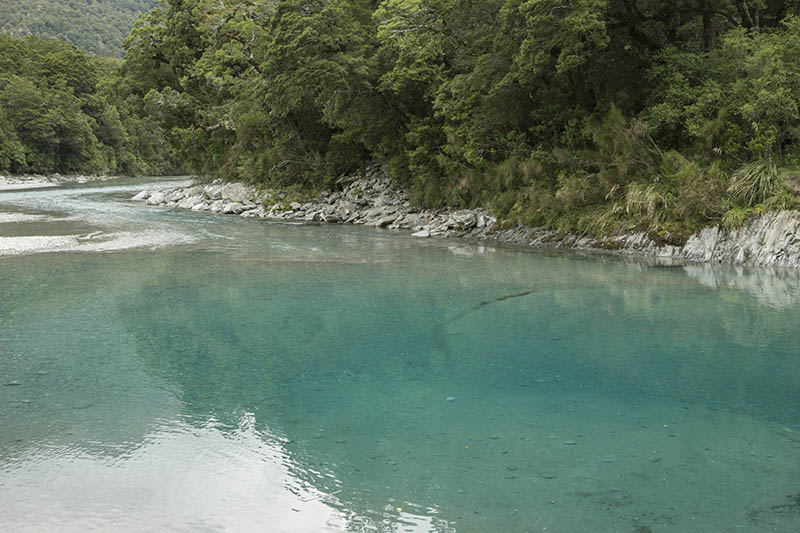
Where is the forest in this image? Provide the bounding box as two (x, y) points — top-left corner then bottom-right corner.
(0, 34), (175, 176)
(6, 0), (800, 236)
(0, 0), (158, 57)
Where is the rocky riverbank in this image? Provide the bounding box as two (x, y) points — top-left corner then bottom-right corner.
(486, 211), (800, 268)
(131, 167), (800, 268)
(132, 168), (499, 240)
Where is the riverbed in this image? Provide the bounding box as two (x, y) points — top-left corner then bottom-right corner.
(1, 178), (799, 531)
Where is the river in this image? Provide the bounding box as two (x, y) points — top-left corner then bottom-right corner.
(1, 178), (799, 531)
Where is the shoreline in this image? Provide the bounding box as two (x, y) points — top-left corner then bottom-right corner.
(0, 174), (116, 192)
(130, 168), (800, 269)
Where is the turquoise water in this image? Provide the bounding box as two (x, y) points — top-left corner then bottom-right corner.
(1, 179), (800, 532)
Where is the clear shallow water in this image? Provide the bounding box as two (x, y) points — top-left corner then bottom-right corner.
(1, 180), (800, 532)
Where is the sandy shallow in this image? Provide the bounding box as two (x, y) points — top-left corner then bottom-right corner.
(0, 173), (115, 191)
(0, 181), (60, 191)
(0, 212), (50, 223)
(0, 178), (198, 256)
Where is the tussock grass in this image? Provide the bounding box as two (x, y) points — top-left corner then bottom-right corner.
(625, 183), (668, 221)
(721, 206), (761, 230)
(727, 159), (782, 206)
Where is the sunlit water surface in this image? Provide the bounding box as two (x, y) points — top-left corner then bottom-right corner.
(1, 179), (800, 532)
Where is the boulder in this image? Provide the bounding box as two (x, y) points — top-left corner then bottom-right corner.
(164, 190), (186, 203)
(241, 206), (268, 218)
(204, 184), (224, 200)
(131, 190), (150, 201)
(223, 202), (245, 215)
(185, 185), (204, 197)
(146, 192), (166, 205)
(375, 215), (398, 228)
(178, 196), (204, 210)
(219, 182), (254, 203)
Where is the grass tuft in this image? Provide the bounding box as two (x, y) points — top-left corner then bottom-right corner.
(727, 159), (782, 206)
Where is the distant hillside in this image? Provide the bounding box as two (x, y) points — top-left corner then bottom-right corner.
(0, 0), (158, 57)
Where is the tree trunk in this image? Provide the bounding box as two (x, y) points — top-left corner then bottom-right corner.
(739, 1), (755, 28)
(702, 10), (714, 51)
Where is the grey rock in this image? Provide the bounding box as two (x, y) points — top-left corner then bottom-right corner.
(164, 190), (186, 203)
(375, 215), (398, 228)
(223, 202), (246, 215)
(185, 185), (204, 197)
(241, 206), (268, 218)
(178, 196), (204, 210)
(204, 184), (224, 200)
(219, 182), (254, 203)
(362, 206), (387, 220)
(145, 192), (165, 205)
(374, 193), (398, 207)
(131, 190), (150, 201)
(449, 211), (477, 230)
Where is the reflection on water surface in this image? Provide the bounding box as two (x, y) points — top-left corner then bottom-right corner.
(1, 179), (799, 531)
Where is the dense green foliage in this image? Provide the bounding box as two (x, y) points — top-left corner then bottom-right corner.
(0, 0), (158, 57)
(6, 0), (800, 234)
(119, 0), (800, 235)
(0, 35), (174, 175)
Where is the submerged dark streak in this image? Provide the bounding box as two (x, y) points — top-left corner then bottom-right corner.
(478, 290), (536, 306)
(441, 289), (538, 326)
